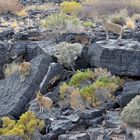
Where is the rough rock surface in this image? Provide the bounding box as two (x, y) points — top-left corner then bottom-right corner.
(0, 54), (51, 117)
(117, 81), (140, 107)
(88, 39), (140, 76)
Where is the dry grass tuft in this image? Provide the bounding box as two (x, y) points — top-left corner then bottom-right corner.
(126, 19), (136, 29)
(4, 62), (20, 78)
(0, 0), (23, 14)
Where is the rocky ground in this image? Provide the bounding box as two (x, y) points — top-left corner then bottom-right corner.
(0, 0), (140, 140)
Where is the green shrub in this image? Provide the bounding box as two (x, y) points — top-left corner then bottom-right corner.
(110, 9), (129, 25)
(43, 13), (83, 35)
(0, 111), (44, 139)
(83, 21), (94, 27)
(54, 42), (83, 70)
(68, 69), (93, 86)
(60, 1), (82, 15)
(59, 68), (124, 108)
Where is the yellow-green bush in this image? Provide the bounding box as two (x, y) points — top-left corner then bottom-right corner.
(68, 69), (93, 86)
(83, 21), (94, 27)
(60, 1), (82, 15)
(59, 68), (124, 108)
(43, 12), (82, 34)
(0, 111), (44, 139)
(110, 9), (129, 25)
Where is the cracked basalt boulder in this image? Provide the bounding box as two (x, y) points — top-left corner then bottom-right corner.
(0, 54), (51, 117)
(88, 39), (140, 76)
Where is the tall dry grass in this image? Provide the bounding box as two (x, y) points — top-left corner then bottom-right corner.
(0, 0), (23, 14)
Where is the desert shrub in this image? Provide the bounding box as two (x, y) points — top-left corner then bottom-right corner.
(68, 69), (93, 86)
(54, 42), (83, 70)
(0, 0), (23, 14)
(121, 95), (140, 128)
(83, 21), (94, 27)
(0, 111), (44, 139)
(92, 68), (111, 81)
(59, 68), (124, 108)
(60, 1), (82, 15)
(110, 9), (129, 25)
(43, 12), (83, 35)
(126, 18), (136, 29)
(4, 62), (20, 78)
(16, 9), (28, 17)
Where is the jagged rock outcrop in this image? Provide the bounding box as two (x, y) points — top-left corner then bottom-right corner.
(0, 54), (51, 117)
(88, 39), (140, 76)
(117, 81), (140, 107)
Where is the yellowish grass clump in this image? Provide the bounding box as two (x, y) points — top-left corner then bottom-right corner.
(60, 1), (82, 15)
(4, 62), (20, 78)
(16, 9), (28, 17)
(126, 19), (136, 29)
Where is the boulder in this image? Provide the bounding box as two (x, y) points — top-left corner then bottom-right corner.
(80, 109), (104, 119)
(117, 81), (140, 107)
(0, 54), (51, 117)
(39, 63), (63, 94)
(88, 39), (140, 76)
(0, 28), (14, 40)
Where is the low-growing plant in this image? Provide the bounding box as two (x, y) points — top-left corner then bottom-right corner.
(83, 21), (94, 27)
(59, 68), (124, 108)
(59, 82), (69, 99)
(68, 69), (93, 86)
(126, 19), (136, 29)
(70, 88), (85, 110)
(43, 12), (83, 35)
(4, 62), (20, 78)
(0, 111), (44, 139)
(16, 9), (28, 17)
(92, 68), (111, 81)
(60, 1), (82, 15)
(10, 20), (19, 29)
(110, 9), (129, 25)
(54, 42), (83, 71)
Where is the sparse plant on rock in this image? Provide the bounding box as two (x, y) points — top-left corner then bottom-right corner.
(92, 68), (111, 81)
(110, 9), (129, 25)
(16, 9), (28, 17)
(54, 42), (83, 71)
(4, 62), (20, 78)
(83, 21), (94, 27)
(59, 68), (124, 108)
(43, 13), (83, 35)
(60, 1), (82, 15)
(0, 111), (44, 140)
(68, 69), (93, 86)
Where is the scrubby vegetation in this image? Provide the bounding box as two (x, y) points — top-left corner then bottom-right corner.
(59, 68), (124, 108)
(0, 111), (44, 139)
(60, 1), (82, 15)
(4, 62), (20, 78)
(54, 42), (83, 71)
(43, 12), (83, 35)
